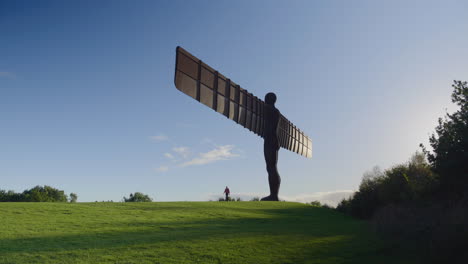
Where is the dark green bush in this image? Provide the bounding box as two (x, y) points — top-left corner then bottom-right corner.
(0, 186), (69, 202)
(123, 192), (153, 202)
(421, 80), (468, 197)
(309, 201), (322, 207)
(69, 193), (78, 203)
(337, 81), (468, 262)
(337, 152), (437, 219)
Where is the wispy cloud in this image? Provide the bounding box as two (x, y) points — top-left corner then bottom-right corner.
(181, 145), (239, 167)
(204, 192), (263, 202)
(154, 141), (241, 174)
(203, 190), (354, 206)
(0, 72), (15, 79)
(164, 153), (175, 159)
(155, 166), (169, 172)
(281, 191), (355, 207)
(173, 146), (190, 159)
(149, 134), (168, 142)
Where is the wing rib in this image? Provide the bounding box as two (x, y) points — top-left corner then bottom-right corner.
(174, 46), (312, 158)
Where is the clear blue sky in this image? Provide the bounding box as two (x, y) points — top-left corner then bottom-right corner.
(1, 0), (467, 203)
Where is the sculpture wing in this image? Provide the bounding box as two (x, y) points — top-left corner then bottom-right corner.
(174, 46), (312, 158)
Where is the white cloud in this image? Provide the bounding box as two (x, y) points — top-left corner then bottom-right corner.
(155, 166), (169, 172)
(281, 190), (355, 207)
(164, 153), (175, 159)
(173, 146), (190, 159)
(154, 143), (240, 174)
(0, 72), (15, 79)
(203, 190), (354, 207)
(149, 134), (168, 142)
(204, 192), (264, 201)
(181, 145), (239, 167)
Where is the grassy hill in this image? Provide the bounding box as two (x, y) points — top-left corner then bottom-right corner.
(0, 202), (415, 264)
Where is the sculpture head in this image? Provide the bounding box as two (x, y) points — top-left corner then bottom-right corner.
(265, 92), (277, 105)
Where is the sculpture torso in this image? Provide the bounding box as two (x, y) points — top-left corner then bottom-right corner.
(263, 104), (280, 149)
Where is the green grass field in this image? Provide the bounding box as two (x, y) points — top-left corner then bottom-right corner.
(0, 202), (416, 264)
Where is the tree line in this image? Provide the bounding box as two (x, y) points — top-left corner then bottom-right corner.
(0, 185), (77, 202)
(0, 186), (155, 203)
(336, 80), (468, 263)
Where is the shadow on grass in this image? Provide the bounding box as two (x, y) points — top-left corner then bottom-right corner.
(0, 205), (391, 262)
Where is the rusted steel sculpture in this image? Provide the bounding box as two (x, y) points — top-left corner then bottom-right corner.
(174, 47), (312, 200)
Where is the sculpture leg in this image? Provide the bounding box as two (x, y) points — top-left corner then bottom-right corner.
(261, 143), (280, 201)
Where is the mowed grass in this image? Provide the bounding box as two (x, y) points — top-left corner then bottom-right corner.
(0, 202), (415, 264)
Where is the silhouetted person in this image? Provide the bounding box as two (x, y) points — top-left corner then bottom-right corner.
(261, 92), (281, 201)
(224, 186), (230, 201)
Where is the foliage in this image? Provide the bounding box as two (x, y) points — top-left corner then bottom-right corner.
(69, 193), (78, 203)
(250, 197), (260, 201)
(338, 81), (467, 218)
(0, 186), (69, 202)
(421, 80), (468, 195)
(337, 152), (437, 219)
(336, 81), (468, 263)
(371, 194), (468, 263)
(0, 190), (23, 202)
(123, 192), (153, 202)
(309, 200), (333, 209)
(309, 200), (322, 207)
(22, 185), (68, 202)
(0, 202), (417, 263)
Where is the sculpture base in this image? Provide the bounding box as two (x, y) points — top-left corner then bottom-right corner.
(261, 195), (279, 201)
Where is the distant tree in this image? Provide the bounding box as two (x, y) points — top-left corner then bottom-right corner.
(336, 152), (437, 218)
(309, 201), (322, 207)
(359, 166), (384, 191)
(1, 186), (72, 202)
(421, 80), (468, 196)
(22, 185), (68, 202)
(250, 197), (260, 201)
(0, 190), (21, 202)
(69, 193), (78, 203)
(123, 192), (153, 202)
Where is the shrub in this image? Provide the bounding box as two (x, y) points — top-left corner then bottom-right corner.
(123, 192), (153, 202)
(69, 193), (78, 203)
(336, 152), (437, 219)
(23, 185), (68, 202)
(421, 80), (468, 196)
(309, 201), (322, 207)
(0, 186), (69, 202)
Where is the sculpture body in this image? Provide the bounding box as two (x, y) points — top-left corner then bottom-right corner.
(262, 93), (281, 201)
(173, 47), (312, 200)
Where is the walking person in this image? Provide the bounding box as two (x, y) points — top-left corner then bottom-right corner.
(223, 186), (230, 201)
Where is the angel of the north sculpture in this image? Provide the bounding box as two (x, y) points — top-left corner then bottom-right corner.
(174, 46), (312, 201)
